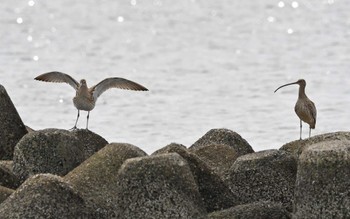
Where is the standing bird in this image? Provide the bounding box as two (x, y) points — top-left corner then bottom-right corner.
(274, 79), (317, 140)
(35, 71), (148, 130)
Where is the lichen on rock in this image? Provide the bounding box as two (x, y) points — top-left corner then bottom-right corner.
(294, 140), (350, 218)
(112, 153), (208, 218)
(224, 149), (297, 211)
(13, 128), (108, 182)
(0, 85), (27, 160)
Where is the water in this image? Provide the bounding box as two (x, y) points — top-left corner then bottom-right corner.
(1, 0), (349, 154)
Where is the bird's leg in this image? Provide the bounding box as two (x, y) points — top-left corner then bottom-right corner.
(299, 120), (302, 140)
(86, 111), (90, 130)
(309, 126), (311, 138)
(70, 110), (80, 130)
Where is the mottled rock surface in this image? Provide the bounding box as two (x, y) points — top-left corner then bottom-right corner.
(13, 129), (91, 181)
(208, 201), (291, 219)
(192, 144), (239, 176)
(25, 126), (34, 133)
(0, 161), (20, 189)
(65, 143), (147, 216)
(0, 186), (13, 204)
(225, 150), (297, 211)
(154, 143), (237, 212)
(280, 131), (350, 158)
(190, 128), (254, 156)
(152, 142), (187, 154)
(0, 174), (103, 218)
(70, 129), (108, 158)
(294, 140), (350, 218)
(0, 85), (27, 160)
(113, 153), (208, 218)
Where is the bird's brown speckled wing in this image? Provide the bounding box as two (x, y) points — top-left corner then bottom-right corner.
(90, 77), (148, 100)
(309, 100), (317, 128)
(35, 71), (79, 91)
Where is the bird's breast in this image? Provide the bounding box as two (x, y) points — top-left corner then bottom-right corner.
(73, 95), (95, 111)
(294, 99), (316, 127)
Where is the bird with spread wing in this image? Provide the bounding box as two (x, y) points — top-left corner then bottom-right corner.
(35, 71), (148, 129)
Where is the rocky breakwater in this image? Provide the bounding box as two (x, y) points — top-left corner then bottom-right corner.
(293, 139), (350, 218)
(224, 149), (297, 211)
(152, 143), (238, 212)
(0, 84), (349, 218)
(0, 85), (27, 160)
(64, 143), (148, 217)
(13, 128), (108, 182)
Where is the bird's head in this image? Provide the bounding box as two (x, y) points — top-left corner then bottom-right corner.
(275, 79), (306, 93)
(80, 79), (87, 86)
(274, 78), (307, 93)
(296, 79), (306, 87)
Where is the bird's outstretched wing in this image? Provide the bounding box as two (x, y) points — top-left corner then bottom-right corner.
(35, 71), (79, 91)
(90, 77), (148, 100)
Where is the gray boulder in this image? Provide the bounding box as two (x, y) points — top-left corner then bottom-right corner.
(190, 129), (254, 156)
(113, 153), (208, 218)
(70, 129), (108, 158)
(0, 85), (27, 160)
(225, 150), (297, 211)
(280, 131), (350, 158)
(65, 143), (147, 216)
(152, 142), (187, 154)
(0, 174), (103, 218)
(208, 201), (291, 219)
(153, 143), (237, 212)
(0, 186), (13, 204)
(294, 140), (350, 218)
(0, 161), (20, 189)
(13, 129), (104, 181)
(192, 144), (239, 176)
(25, 125), (35, 133)
(13, 129), (82, 181)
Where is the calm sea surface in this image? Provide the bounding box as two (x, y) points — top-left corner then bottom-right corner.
(1, 0), (349, 153)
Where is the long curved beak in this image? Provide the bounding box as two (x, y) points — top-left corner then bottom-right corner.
(274, 81), (298, 93)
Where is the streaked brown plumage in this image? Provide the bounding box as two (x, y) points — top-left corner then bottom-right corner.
(274, 79), (317, 140)
(35, 71), (148, 129)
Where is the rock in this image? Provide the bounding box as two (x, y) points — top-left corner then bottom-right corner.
(153, 143), (237, 212)
(113, 153), (208, 218)
(64, 143), (147, 216)
(13, 129), (84, 181)
(0, 85), (28, 160)
(0, 186), (13, 204)
(25, 125), (34, 133)
(225, 150), (297, 211)
(192, 144), (239, 176)
(13, 129), (81, 180)
(0, 161), (12, 171)
(70, 129), (108, 158)
(0, 161), (21, 189)
(190, 128), (254, 156)
(152, 142), (187, 154)
(208, 201), (291, 219)
(280, 131), (350, 158)
(294, 140), (350, 218)
(0, 174), (103, 218)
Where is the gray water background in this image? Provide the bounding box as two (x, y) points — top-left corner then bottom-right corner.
(1, 0), (349, 153)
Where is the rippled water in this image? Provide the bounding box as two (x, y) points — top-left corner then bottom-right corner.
(1, 0), (349, 153)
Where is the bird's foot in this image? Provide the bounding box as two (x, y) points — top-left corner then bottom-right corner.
(69, 126), (77, 131)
